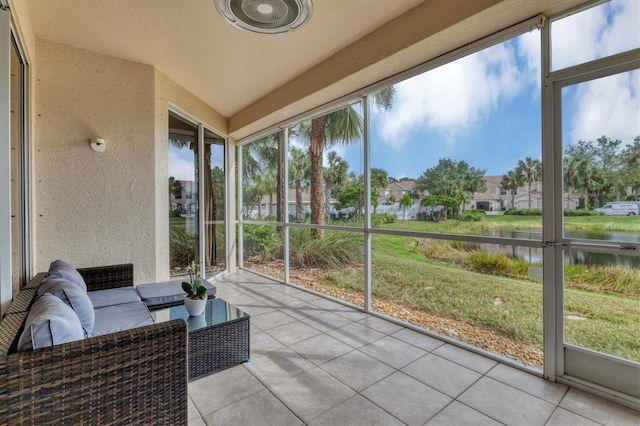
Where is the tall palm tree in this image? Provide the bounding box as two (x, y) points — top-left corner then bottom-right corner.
(516, 157), (542, 209)
(501, 170), (522, 209)
(324, 151), (348, 217)
(563, 157), (580, 209)
(242, 135), (281, 219)
(289, 146), (311, 222)
(302, 88), (395, 238)
(399, 193), (413, 221)
(168, 176), (183, 211)
(370, 168), (389, 214)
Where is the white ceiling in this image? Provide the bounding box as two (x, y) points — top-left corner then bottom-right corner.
(26, 0), (425, 117)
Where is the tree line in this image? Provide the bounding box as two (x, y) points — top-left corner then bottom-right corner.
(240, 100), (639, 234)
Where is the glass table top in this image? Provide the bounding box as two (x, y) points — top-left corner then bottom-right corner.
(150, 298), (249, 332)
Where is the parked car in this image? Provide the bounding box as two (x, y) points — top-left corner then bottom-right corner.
(594, 202), (639, 216)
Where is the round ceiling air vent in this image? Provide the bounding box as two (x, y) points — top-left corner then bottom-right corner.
(215, 0), (312, 34)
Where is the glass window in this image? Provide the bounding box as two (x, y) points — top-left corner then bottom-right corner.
(241, 132), (282, 221)
(168, 112), (199, 276)
(372, 236), (544, 368)
(289, 103), (364, 228)
(288, 229), (364, 306)
(370, 30), (542, 235)
(563, 250), (639, 362)
(204, 128), (226, 278)
(242, 224), (284, 278)
(11, 37), (27, 294)
(551, 0), (640, 71)
(561, 70), (640, 237)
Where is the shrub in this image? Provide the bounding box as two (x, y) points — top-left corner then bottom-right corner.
(460, 210), (485, 222)
(464, 251), (531, 278)
(169, 210), (181, 218)
(564, 209), (601, 217)
(371, 213), (396, 227)
(289, 228), (363, 268)
(243, 224), (281, 263)
(170, 226), (195, 267)
(504, 208), (542, 216)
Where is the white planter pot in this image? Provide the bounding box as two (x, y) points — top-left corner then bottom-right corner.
(184, 297), (207, 316)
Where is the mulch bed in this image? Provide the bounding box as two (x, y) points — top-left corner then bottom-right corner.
(247, 261), (544, 368)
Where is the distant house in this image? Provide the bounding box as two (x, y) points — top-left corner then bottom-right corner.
(377, 180), (427, 204)
(467, 176), (580, 211)
(170, 180), (197, 214)
(243, 189), (337, 219)
(467, 175), (505, 212)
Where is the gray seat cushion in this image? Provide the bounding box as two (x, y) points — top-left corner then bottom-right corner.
(136, 279), (217, 308)
(91, 301), (154, 337)
(18, 293), (85, 351)
(37, 277), (95, 336)
(88, 287), (142, 309)
(46, 260), (87, 292)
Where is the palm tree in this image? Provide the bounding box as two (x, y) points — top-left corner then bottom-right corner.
(168, 176), (183, 211)
(399, 193), (413, 221)
(501, 170), (522, 209)
(243, 135), (281, 219)
(289, 146), (310, 222)
(563, 157), (580, 209)
(370, 168), (389, 214)
(302, 88), (395, 238)
(516, 157), (542, 209)
(323, 151), (349, 217)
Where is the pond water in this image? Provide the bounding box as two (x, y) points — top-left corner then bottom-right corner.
(480, 230), (640, 268)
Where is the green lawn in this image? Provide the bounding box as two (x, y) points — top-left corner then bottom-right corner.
(322, 230), (640, 362)
(379, 214), (639, 234)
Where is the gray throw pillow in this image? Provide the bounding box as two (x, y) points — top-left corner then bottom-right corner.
(18, 293), (85, 351)
(37, 277), (95, 336)
(46, 260), (87, 292)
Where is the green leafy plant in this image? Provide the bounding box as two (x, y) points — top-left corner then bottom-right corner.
(181, 261), (207, 300)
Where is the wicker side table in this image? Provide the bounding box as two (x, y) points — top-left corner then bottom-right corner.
(151, 298), (250, 380)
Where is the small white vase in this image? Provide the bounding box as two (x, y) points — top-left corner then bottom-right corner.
(184, 297), (207, 316)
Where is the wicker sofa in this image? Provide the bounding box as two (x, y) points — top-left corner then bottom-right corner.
(0, 264), (188, 425)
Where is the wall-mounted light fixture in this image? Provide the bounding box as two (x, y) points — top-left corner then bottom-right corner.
(90, 138), (106, 152)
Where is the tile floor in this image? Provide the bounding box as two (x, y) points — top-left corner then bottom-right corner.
(188, 270), (639, 426)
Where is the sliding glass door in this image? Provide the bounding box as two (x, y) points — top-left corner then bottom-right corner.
(10, 30), (28, 295)
(168, 110), (227, 280)
(1, 4), (30, 313)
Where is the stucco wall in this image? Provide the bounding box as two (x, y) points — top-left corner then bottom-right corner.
(35, 39), (157, 283)
(153, 69), (230, 280)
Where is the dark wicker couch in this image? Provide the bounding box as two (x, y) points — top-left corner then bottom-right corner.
(0, 264), (188, 425)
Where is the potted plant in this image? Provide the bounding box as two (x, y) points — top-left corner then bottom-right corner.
(182, 261), (207, 316)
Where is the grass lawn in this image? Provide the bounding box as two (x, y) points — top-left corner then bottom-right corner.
(323, 231), (640, 362)
(379, 214), (640, 234)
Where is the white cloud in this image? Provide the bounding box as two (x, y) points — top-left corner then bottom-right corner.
(556, 1), (640, 145)
(518, 30), (542, 98)
(374, 37), (532, 148)
(568, 70), (639, 144)
(551, 0), (639, 70)
(168, 149), (195, 181)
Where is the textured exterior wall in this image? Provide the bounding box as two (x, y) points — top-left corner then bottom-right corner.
(35, 39), (157, 284)
(153, 70), (229, 280)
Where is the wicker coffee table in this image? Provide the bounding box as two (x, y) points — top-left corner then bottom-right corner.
(151, 298), (250, 380)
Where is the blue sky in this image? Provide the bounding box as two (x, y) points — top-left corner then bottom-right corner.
(171, 0), (639, 183)
(330, 0), (639, 180)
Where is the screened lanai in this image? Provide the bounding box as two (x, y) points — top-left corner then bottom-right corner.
(0, 0), (638, 421)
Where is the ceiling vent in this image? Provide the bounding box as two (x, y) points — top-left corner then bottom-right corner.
(215, 0), (312, 34)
